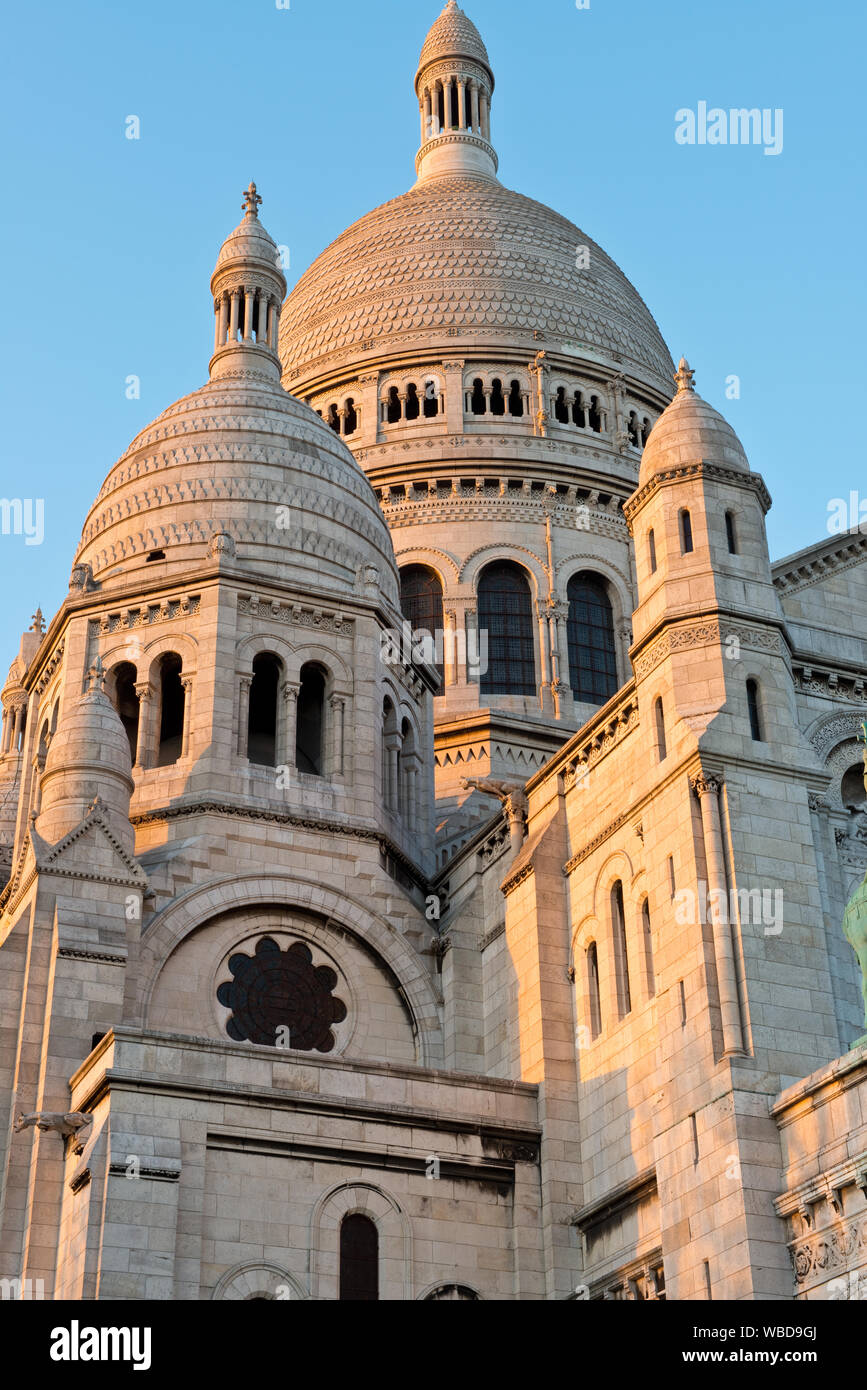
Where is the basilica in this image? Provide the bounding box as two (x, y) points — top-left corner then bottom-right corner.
(1, 1), (866, 1301)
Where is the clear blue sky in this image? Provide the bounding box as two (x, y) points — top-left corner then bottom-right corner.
(1, 0), (864, 660)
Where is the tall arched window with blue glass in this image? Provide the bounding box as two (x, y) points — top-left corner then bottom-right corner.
(567, 572), (618, 705)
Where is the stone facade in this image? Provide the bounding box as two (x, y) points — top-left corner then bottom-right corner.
(0, 2), (865, 1301)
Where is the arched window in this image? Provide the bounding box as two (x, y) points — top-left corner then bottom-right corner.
(641, 417), (652, 446)
(508, 380), (524, 417)
(344, 398), (358, 434)
(490, 378), (505, 416)
(648, 529), (657, 574)
(399, 718), (415, 816)
(478, 562), (536, 696)
(654, 696), (667, 761)
(327, 403), (340, 434)
(627, 411), (640, 446)
(386, 386), (401, 423)
(339, 1213), (379, 1301)
(679, 508), (694, 554)
(725, 511), (738, 554)
(382, 697), (397, 813)
(642, 899), (656, 998)
(247, 653), (281, 766)
(423, 379), (439, 417)
(405, 383), (420, 421)
(296, 664), (326, 774)
(586, 941), (602, 1040)
(842, 764), (867, 809)
(470, 378), (486, 415)
(566, 572), (618, 706)
(157, 654), (185, 767)
(746, 679), (763, 742)
(400, 565), (444, 681)
(111, 661), (140, 763)
(611, 881), (632, 1018)
(588, 396), (602, 432)
(554, 386), (569, 424)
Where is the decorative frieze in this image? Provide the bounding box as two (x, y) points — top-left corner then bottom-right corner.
(634, 618), (783, 681)
(89, 596), (201, 638)
(237, 594), (354, 635)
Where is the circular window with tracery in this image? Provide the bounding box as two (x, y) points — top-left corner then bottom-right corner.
(216, 936), (347, 1052)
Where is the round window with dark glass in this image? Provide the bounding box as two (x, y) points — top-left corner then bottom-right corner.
(217, 937), (347, 1052)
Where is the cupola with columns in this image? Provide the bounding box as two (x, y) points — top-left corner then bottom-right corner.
(415, 0), (497, 182)
(210, 181), (287, 381)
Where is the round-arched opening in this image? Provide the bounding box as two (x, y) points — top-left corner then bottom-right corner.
(842, 762), (866, 809)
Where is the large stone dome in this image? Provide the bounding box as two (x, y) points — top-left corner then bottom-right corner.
(73, 186), (400, 606)
(279, 175), (673, 393)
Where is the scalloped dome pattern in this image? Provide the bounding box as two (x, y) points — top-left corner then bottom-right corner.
(75, 370), (399, 601)
(215, 214), (280, 273)
(417, 1), (491, 78)
(279, 177), (673, 390)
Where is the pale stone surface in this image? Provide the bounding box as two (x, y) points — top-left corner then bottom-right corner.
(0, 1), (865, 1304)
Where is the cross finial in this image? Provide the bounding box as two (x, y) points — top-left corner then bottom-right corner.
(86, 656), (105, 692)
(242, 181), (262, 217)
(30, 607), (45, 634)
(674, 356), (696, 393)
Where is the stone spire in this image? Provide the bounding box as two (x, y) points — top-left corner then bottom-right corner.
(209, 183), (288, 383)
(674, 356), (696, 393)
(414, 2), (498, 184)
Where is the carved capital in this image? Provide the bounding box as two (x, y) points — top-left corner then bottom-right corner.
(690, 773), (724, 799)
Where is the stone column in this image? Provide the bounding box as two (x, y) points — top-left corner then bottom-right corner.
(280, 681), (299, 769)
(217, 294), (229, 347)
(237, 676), (252, 757)
(465, 607), (480, 687)
(329, 695), (345, 777)
(431, 83), (440, 136)
(444, 78), (453, 130)
(443, 610), (458, 687)
(243, 288), (255, 341)
(442, 358), (465, 434)
(180, 676), (194, 759)
(470, 82), (480, 133)
(480, 89), (490, 140)
(134, 682), (153, 771)
(258, 293), (269, 344)
(384, 732), (401, 813)
(0, 706), (10, 756)
(229, 290), (240, 341)
(457, 80), (466, 131)
(420, 94), (427, 147)
(691, 774), (746, 1057)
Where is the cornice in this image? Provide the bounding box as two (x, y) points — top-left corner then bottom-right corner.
(622, 460), (772, 524)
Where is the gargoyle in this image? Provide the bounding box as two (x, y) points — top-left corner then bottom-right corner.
(14, 1111), (92, 1143)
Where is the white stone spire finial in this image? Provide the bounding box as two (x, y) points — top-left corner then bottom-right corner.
(674, 357), (696, 393)
(86, 656), (106, 692)
(242, 181), (262, 217)
(30, 608), (45, 634)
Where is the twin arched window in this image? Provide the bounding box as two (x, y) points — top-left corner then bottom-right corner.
(567, 573), (618, 706)
(245, 655), (327, 775)
(108, 652), (186, 769)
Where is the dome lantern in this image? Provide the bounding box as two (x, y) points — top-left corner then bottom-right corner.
(209, 182), (287, 383)
(414, 2), (498, 183)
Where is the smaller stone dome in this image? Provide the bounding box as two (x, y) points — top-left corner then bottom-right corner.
(214, 182), (283, 278)
(37, 658), (134, 850)
(416, 1), (492, 86)
(639, 358), (749, 487)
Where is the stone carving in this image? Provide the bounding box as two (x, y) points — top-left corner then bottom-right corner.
(209, 529), (235, 558)
(842, 724), (867, 1034)
(14, 1111), (93, 1144)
